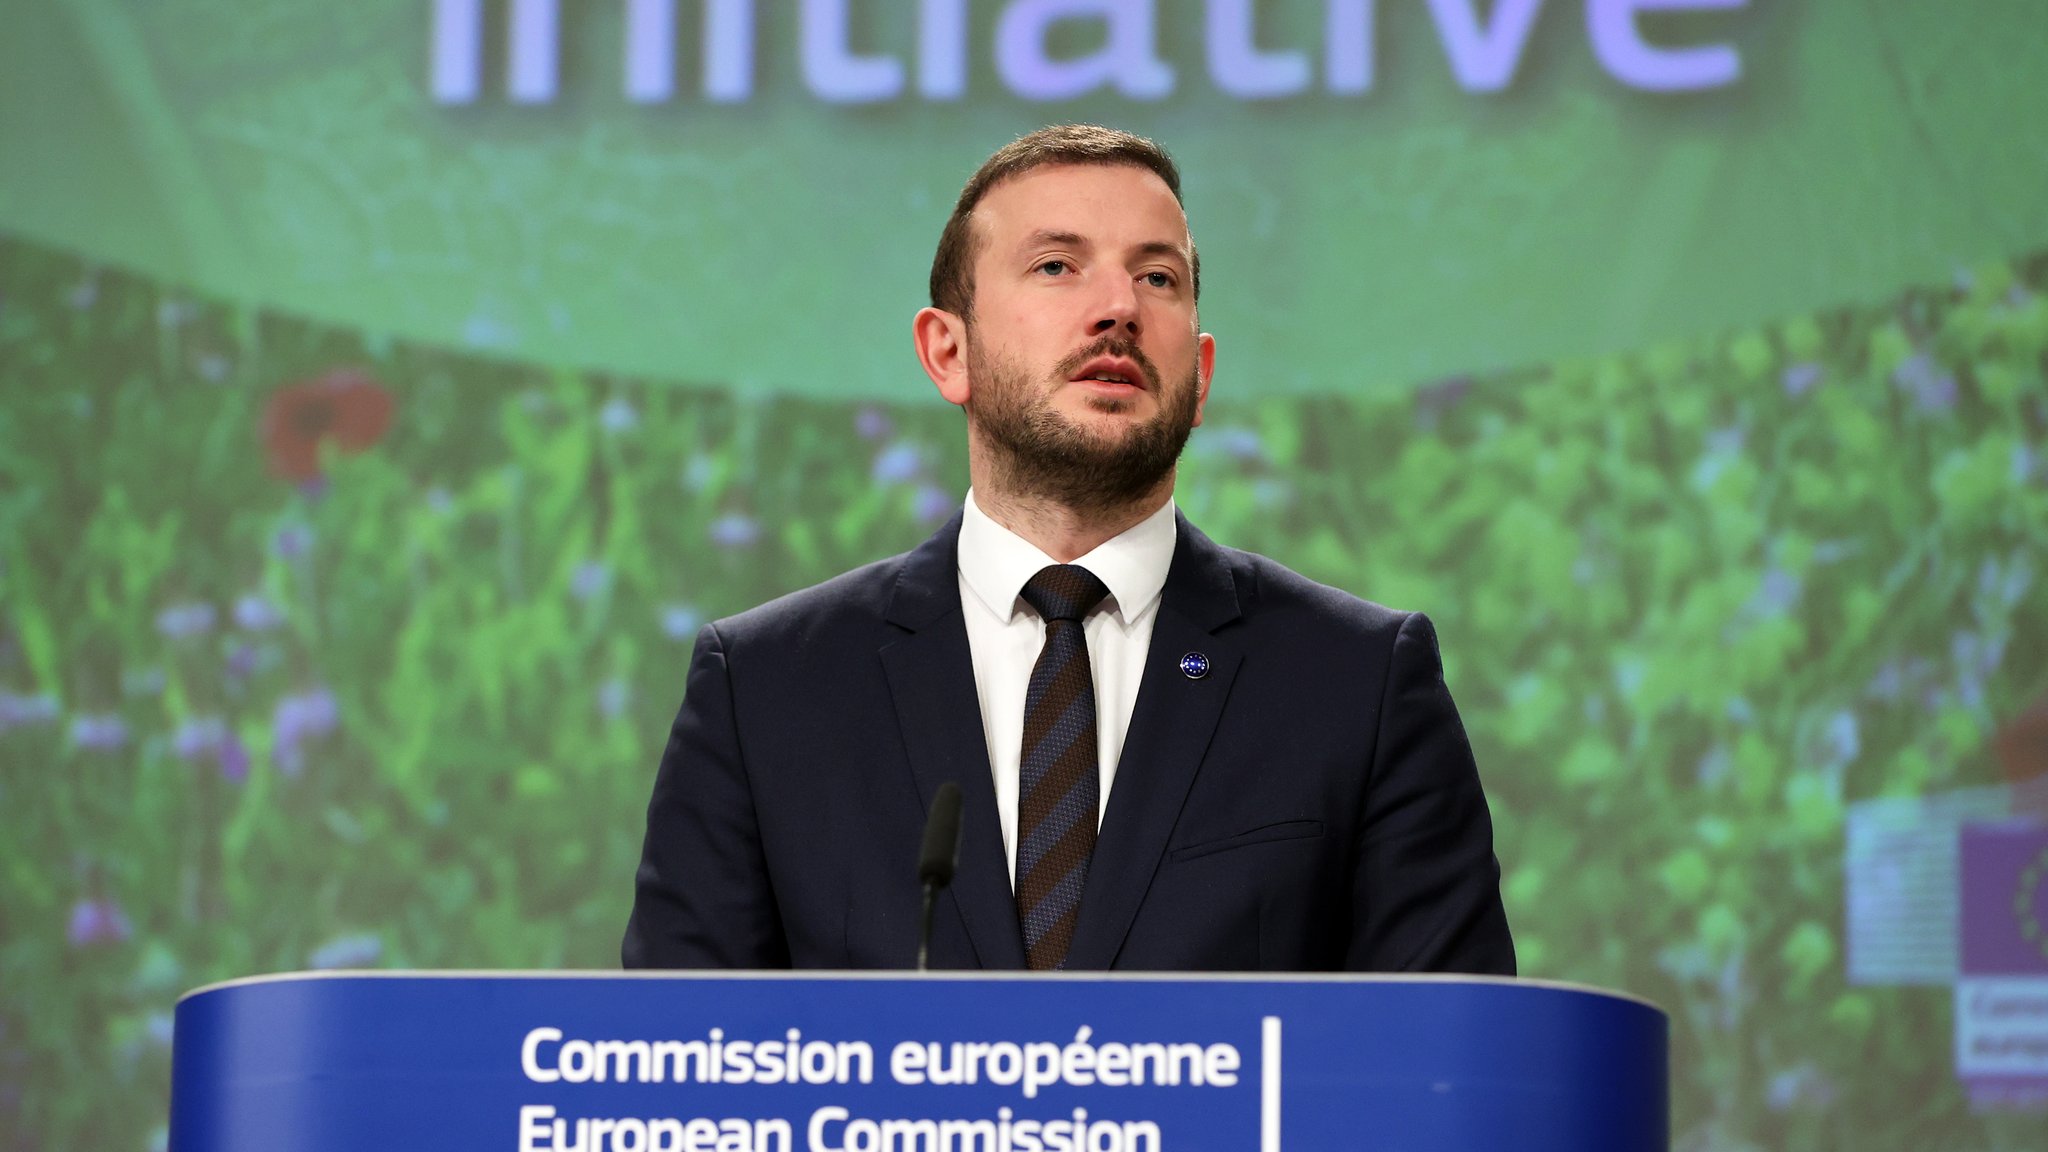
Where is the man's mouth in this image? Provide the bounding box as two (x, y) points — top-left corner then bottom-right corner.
(1070, 356), (1148, 390)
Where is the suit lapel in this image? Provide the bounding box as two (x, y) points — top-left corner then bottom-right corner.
(879, 513), (1027, 970)
(1064, 515), (1245, 970)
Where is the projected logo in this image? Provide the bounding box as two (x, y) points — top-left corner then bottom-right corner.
(1956, 822), (2048, 1109)
(428, 0), (1751, 106)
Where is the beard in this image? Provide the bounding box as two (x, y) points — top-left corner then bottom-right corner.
(965, 334), (1201, 517)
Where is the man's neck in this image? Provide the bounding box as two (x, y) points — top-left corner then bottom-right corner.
(970, 480), (1173, 563)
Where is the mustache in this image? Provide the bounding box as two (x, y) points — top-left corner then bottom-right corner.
(1053, 336), (1162, 391)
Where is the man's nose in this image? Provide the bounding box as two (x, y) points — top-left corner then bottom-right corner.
(1090, 276), (1141, 337)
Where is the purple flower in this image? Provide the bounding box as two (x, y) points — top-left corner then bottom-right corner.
(67, 898), (132, 947)
(233, 594), (283, 632)
(1781, 362), (1823, 398)
(463, 311), (518, 350)
(68, 278), (99, 310)
(599, 397), (639, 433)
(272, 687), (339, 776)
(224, 643), (261, 681)
(218, 731), (250, 784)
(1824, 709), (1859, 765)
(1414, 375), (1474, 426)
(1892, 353), (1956, 414)
(1695, 745), (1732, 789)
(854, 406), (895, 442)
(871, 442), (924, 485)
(1612, 658), (1646, 701)
(1996, 556), (2033, 608)
(1690, 426), (1747, 491)
(708, 513), (761, 551)
(911, 484), (955, 525)
(168, 714), (251, 782)
(308, 932), (383, 970)
(298, 688), (339, 734)
(1747, 566), (1802, 619)
(155, 602), (217, 639)
(172, 716), (226, 762)
(660, 604), (703, 642)
(2013, 443), (2040, 487)
(1953, 630), (2005, 680)
(1206, 425), (1267, 465)
(569, 561), (611, 601)
(68, 713), (129, 752)
(681, 454), (719, 493)
(597, 679), (631, 718)
(0, 690), (60, 733)
(1250, 477), (1294, 512)
(272, 525), (313, 560)
(156, 299), (194, 329)
(425, 487), (454, 514)
(196, 353), (232, 383)
(1766, 1062), (1838, 1112)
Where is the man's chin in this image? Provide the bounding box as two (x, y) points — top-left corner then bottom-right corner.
(1053, 412), (1161, 454)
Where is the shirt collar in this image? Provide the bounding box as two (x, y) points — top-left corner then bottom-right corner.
(958, 489), (1177, 630)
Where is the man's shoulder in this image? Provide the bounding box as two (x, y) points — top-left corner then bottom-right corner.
(707, 550), (916, 649)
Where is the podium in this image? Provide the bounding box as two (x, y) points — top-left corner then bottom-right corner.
(170, 972), (1666, 1151)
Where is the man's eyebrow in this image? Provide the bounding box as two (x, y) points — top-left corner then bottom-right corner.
(1131, 239), (1192, 267)
(1016, 230), (1190, 268)
(1016, 228), (1089, 253)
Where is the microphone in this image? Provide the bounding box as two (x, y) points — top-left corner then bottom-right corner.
(915, 782), (964, 972)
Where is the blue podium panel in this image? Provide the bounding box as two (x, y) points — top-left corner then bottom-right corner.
(170, 972), (1665, 1152)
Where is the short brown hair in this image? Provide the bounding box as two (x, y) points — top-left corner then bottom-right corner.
(928, 124), (1199, 319)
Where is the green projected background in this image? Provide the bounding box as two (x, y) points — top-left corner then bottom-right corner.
(3, 2), (2048, 1149)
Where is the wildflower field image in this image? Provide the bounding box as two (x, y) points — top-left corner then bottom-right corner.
(7, 230), (2047, 1147)
(4, 2), (2048, 1149)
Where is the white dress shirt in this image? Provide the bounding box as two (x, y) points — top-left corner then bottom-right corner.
(956, 489), (1178, 887)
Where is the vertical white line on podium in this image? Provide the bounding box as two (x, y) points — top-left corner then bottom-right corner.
(1261, 1015), (1282, 1151)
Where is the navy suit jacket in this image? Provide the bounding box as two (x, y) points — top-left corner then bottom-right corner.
(623, 511), (1514, 973)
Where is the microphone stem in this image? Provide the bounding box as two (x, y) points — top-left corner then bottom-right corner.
(917, 881), (937, 972)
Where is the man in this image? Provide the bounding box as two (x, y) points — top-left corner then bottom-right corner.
(623, 125), (1513, 973)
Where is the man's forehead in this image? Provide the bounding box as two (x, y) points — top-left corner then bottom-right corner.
(973, 163), (1190, 251)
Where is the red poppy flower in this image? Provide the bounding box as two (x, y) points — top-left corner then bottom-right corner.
(261, 369), (395, 482)
(1996, 690), (2048, 787)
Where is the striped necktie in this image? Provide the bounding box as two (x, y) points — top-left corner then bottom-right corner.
(1015, 563), (1111, 971)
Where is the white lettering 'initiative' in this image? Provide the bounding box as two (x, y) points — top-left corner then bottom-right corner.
(431, 0), (1749, 106)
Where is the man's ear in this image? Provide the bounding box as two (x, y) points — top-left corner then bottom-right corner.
(1192, 330), (1216, 427)
(914, 307), (971, 406)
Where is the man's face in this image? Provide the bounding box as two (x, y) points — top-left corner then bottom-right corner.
(954, 163), (1214, 509)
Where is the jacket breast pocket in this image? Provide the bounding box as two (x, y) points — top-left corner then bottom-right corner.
(1167, 819), (1325, 863)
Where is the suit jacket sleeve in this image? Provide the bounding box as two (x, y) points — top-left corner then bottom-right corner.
(1347, 612), (1516, 975)
(622, 623), (791, 969)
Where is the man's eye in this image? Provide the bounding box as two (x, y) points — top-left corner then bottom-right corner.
(1036, 260), (1069, 276)
(1143, 271), (1174, 288)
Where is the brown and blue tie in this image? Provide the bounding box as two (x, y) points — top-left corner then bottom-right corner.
(1015, 564), (1111, 971)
